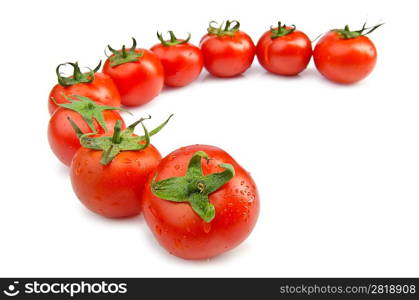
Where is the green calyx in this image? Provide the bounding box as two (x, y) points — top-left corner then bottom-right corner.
(151, 151), (235, 223)
(69, 114), (173, 165)
(157, 31), (191, 46)
(207, 20), (240, 37)
(333, 22), (384, 39)
(270, 21), (296, 39)
(56, 61), (101, 87)
(107, 37), (144, 67)
(55, 95), (129, 133)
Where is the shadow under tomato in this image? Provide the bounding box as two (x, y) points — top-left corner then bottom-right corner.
(78, 206), (146, 225)
(201, 72), (246, 83)
(55, 162), (70, 178)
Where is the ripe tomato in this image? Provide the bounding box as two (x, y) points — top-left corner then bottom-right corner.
(142, 145), (260, 259)
(103, 38), (164, 107)
(256, 22), (312, 76)
(313, 23), (383, 84)
(70, 116), (172, 218)
(48, 61), (121, 115)
(151, 31), (203, 87)
(200, 21), (256, 77)
(48, 95), (126, 166)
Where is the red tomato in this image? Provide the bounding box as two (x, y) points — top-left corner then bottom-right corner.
(200, 21), (256, 77)
(151, 31), (204, 87)
(48, 95), (126, 166)
(103, 38), (164, 107)
(48, 61), (121, 115)
(256, 22), (312, 76)
(142, 145), (260, 259)
(313, 23), (383, 84)
(70, 116), (171, 218)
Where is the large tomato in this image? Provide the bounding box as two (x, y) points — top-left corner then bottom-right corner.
(142, 145), (260, 259)
(103, 38), (164, 107)
(151, 31), (203, 87)
(48, 61), (121, 115)
(256, 22), (312, 76)
(70, 116), (172, 218)
(48, 95), (126, 166)
(313, 23), (383, 84)
(200, 21), (255, 77)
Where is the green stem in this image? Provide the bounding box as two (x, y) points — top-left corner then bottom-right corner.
(57, 94), (129, 132)
(107, 38), (144, 67)
(157, 31), (191, 46)
(69, 115), (172, 165)
(151, 151), (235, 222)
(207, 20), (240, 37)
(333, 22), (384, 39)
(56, 61), (101, 87)
(270, 21), (296, 39)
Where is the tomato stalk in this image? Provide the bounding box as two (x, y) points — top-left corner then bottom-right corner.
(151, 151), (235, 222)
(157, 31), (191, 46)
(270, 21), (296, 39)
(56, 61), (101, 87)
(207, 20), (240, 37)
(69, 115), (173, 165)
(107, 37), (144, 67)
(53, 94), (129, 132)
(333, 22), (384, 39)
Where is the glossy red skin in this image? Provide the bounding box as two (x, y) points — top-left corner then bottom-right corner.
(313, 31), (377, 84)
(48, 108), (125, 167)
(256, 28), (312, 76)
(151, 42), (204, 87)
(103, 49), (164, 106)
(142, 145), (260, 260)
(70, 144), (162, 218)
(200, 31), (256, 77)
(48, 72), (121, 115)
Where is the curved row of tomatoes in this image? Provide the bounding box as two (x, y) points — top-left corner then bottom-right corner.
(48, 20), (383, 116)
(47, 20), (381, 260)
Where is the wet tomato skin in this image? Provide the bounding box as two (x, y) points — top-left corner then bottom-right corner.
(200, 31), (256, 77)
(142, 144), (260, 259)
(48, 72), (121, 115)
(151, 42), (204, 87)
(103, 49), (164, 106)
(313, 31), (377, 84)
(256, 28), (312, 75)
(70, 144), (161, 218)
(48, 108), (125, 167)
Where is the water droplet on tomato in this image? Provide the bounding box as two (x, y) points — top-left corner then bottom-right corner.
(75, 163), (82, 175)
(174, 164), (180, 170)
(149, 206), (158, 218)
(203, 222), (212, 233)
(174, 239), (182, 248)
(155, 225), (162, 236)
(240, 181), (245, 186)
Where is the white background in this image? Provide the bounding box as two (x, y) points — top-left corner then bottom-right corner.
(1, 0), (418, 277)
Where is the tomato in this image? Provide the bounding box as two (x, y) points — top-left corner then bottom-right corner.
(151, 31), (204, 87)
(200, 21), (256, 77)
(48, 95), (126, 166)
(256, 22), (312, 76)
(103, 38), (164, 107)
(142, 145), (260, 259)
(48, 61), (121, 115)
(70, 116), (172, 218)
(313, 23), (383, 84)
